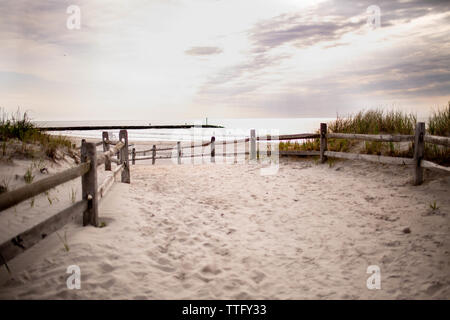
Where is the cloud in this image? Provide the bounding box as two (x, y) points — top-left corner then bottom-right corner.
(195, 0), (450, 117)
(248, 0), (450, 52)
(250, 15), (365, 51)
(185, 46), (223, 56)
(1, 0), (449, 120)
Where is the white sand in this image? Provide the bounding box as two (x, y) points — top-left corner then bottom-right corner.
(0, 158), (449, 299)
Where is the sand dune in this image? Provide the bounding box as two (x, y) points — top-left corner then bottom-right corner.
(0, 159), (449, 299)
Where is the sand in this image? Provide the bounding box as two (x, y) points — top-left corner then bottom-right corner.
(0, 155), (449, 299)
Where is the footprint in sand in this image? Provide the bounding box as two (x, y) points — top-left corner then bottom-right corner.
(251, 271), (266, 284)
(153, 264), (176, 273)
(99, 262), (116, 273)
(425, 281), (444, 296)
(201, 264), (222, 275)
(99, 278), (116, 289)
(150, 257), (175, 273)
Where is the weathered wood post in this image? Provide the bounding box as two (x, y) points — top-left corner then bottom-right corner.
(320, 123), (327, 163)
(245, 136), (249, 161)
(234, 139), (237, 164)
(132, 148), (136, 165)
(177, 141), (181, 165)
(191, 141), (194, 165)
(211, 136), (215, 163)
(250, 129), (256, 161)
(81, 141), (99, 227)
(413, 122), (425, 185)
(102, 132), (111, 171)
(152, 145), (156, 165)
(257, 137), (260, 161)
(119, 130), (130, 183)
(223, 139), (226, 163)
(267, 134), (272, 158)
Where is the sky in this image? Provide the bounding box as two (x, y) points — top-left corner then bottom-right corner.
(0, 0), (449, 121)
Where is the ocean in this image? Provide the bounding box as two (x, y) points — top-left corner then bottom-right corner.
(35, 118), (334, 142)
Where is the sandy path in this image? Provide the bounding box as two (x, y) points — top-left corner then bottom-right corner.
(0, 159), (449, 299)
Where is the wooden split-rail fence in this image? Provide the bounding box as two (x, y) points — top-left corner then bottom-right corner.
(129, 122), (449, 187)
(130, 131), (322, 165)
(0, 130), (131, 268)
(0, 122), (449, 268)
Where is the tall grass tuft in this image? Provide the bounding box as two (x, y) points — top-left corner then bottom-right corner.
(0, 110), (37, 141)
(425, 103), (450, 166)
(427, 102), (450, 137)
(1, 109), (73, 160)
(279, 107), (449, 165)
(328, 109), (416, 135)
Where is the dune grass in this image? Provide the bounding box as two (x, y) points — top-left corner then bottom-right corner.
(425, 104), (449, 165)
(328, 109), (417, 135)
(427, 102), (450, 137)
(0, 110), (74, 161)
(279, 106), (449, 165)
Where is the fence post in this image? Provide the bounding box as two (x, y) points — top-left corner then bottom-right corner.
(191, 141), (194, 165)
(413, 122), (425, 185)
(211, 136), (215, 163)
(257, 137), (260, 161)
(267, 134), (271, 158)
(245, 136), (249, 162)
(152, 145), (156, 165)
(102, 132), (111, 171)
(81, 141), (99, 227)
(250, 129), (256, 161)
(132, 148), (136, 165)
(119, 130), (130, 183)
(234, 139), (237, 164)
(320, 123), (327, 163)
(177, 141), (181, 165)
(223, 138), (226, 163)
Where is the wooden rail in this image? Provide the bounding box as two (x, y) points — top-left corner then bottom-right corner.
(324, 151), (414, 165)
(98, 164), (124, 199)
(327, 133), (414, 142)
(0, 163), (90, 212)
(97, 142), (125, 167)
(280, 150), (320, 156)
(421, 160), (450, 173)
(0, 130), (131, 268)
(424, 135), (450, 147)
(0, 200), (88, 264)
(261, 133), (320, 141)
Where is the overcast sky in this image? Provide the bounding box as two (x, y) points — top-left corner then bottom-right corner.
(0, 0), (449, 121)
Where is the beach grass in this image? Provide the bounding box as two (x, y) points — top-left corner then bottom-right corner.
(279, 105), (449, 165)
(427, 102), (450, 137)
(328, 109), (417, 135)
(1, 109), (74, 161)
